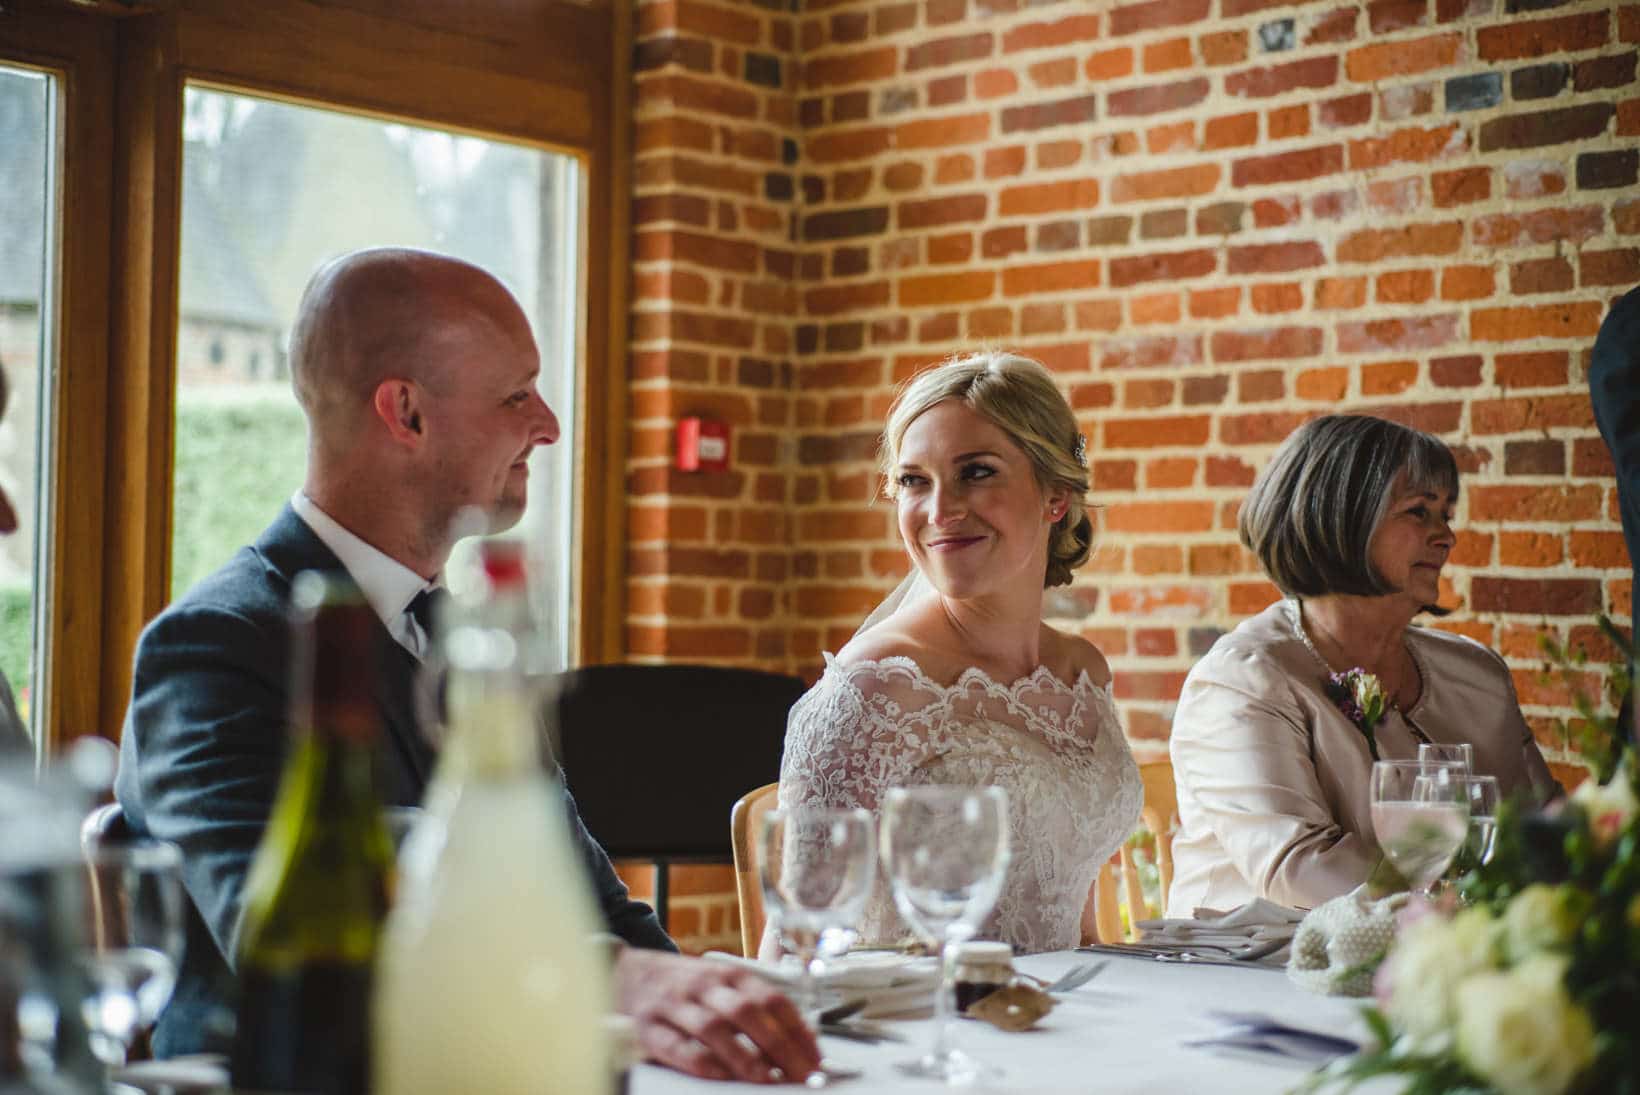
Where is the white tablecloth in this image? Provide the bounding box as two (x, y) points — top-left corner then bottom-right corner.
(634, 950), (1374, 1094)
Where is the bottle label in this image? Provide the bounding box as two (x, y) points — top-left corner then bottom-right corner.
(230, 961), (372, 1095)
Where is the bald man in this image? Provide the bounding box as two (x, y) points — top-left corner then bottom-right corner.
(115, 250), (819, 1082)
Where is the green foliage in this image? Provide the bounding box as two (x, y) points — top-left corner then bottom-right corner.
(171, 391), (308, 599)
(1538, 617), (1634, 785)
(0, 583), (31, 706)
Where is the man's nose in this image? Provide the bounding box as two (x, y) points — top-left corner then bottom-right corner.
(531, 392), (560, 447)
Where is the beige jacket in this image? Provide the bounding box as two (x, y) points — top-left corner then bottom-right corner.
(1167, 600), (1557, 916)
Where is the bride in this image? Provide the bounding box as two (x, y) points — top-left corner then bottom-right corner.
(773, 351), (1141, 954)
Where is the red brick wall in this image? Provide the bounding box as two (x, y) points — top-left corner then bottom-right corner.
(627, 0), (1638, 951)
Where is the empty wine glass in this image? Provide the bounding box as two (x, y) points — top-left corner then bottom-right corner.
(757, 807), (876, 1023)
(1370, 761), (1469, 897)
(880, 786), (1009, 1084)
(1455, 774), (1502, 868)
(1417, 742), (1474, 774)
(75, 841), (185, 1067)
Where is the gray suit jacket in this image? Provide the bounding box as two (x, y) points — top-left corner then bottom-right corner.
(115, 505), (671, 1057)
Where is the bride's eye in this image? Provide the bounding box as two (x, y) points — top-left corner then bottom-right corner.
(896, 471), (928, 488)
(961, 462), (997, 481)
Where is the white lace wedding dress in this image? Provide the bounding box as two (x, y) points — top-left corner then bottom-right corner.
(780, 653), (1142, 954)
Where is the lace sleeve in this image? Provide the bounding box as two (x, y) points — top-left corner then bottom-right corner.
(778, 658), (945, 816)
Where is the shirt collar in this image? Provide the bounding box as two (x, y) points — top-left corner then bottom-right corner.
(290, 492), (436, 630)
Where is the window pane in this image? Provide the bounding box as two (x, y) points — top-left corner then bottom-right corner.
(174, 87), (581, 655)
(0, 66), (56, 749)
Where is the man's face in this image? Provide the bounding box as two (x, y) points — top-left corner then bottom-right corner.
(419, 305), (559, 534)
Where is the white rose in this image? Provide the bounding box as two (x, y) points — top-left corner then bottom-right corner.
(1571, 760), (1639, 848)
(1500, 884), (1582, 962)
(1382, 906), (1497, 1043)
(1454, 955), (1596, 1095)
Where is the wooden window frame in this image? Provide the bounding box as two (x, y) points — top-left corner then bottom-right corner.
(3, 0), (631, 750)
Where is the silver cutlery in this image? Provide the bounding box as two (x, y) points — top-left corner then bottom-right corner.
(1021, 959), (1110, 993)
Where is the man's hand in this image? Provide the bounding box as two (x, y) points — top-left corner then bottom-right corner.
(614, 949), (821, 1083)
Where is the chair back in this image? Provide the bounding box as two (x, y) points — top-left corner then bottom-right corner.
(551, 664), (804, 863)
(1092, 757), (1180, 943)
(730, 782), (780, 957)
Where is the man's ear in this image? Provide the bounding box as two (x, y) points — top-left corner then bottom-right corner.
(372, 378), (424, 446)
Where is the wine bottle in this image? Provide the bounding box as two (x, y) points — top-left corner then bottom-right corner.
(375, 540), (612, 1095)
(230, 572), (393, 1095)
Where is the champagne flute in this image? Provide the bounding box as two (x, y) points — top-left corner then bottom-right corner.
(1370, 761), (1468, 897)
(1417, 742), (1474, 774)
(880, 786), (1009, 1084)
(76, 841), (186, 1068)
(1456, 774), (1501, 868)
(757, 807), (876, 1024)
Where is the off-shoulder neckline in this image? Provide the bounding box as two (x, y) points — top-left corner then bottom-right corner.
(821, 651), (1112, 698)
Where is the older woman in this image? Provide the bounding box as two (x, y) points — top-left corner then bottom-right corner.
(1168, 415), (1558, 915)
(775, 352), (1141, 954)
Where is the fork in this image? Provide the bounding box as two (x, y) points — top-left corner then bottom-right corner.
(1021, 959), (1109, 994)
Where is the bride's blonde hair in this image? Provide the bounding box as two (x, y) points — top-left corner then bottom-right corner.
(879, 351), (1092, 588)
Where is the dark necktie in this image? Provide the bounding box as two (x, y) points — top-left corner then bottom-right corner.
(407, 586), (451, 637)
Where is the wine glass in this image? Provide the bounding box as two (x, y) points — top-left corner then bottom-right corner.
(757, 807), (876, 1024)
(1370, 761), (1469, 897)
(1455, 774), (1502, 868)
(1417, 742), (1474, 774)
(880, 786), (1010, 1084)
(75, 841), (186, 1067)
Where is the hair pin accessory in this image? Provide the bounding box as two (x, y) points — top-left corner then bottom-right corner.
(1072, 433), (1087, 466)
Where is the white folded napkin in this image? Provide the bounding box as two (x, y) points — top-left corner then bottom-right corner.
(704, 950), (941, 1017)
(1136, 897), (1304, 953)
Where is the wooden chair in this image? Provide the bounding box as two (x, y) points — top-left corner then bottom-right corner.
(1091, 757), (1179, 943)
(730, 781), (780, 957)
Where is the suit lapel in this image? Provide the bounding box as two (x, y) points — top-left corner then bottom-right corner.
(255, 504), (436, 802)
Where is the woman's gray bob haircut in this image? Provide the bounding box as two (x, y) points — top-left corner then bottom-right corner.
(1239, 414), (1459, 601)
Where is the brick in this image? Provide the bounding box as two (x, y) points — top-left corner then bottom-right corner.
(1249, 282), (1302, 314)
(1621, 97), (1640, 137)
(1202, 29), (1249, 66)
(804, 46), (899, 89)
(927, 0), (966, 26)
(1471, 302), (1604, 342)
(1368, 0), (1426, 34)
(1504, 439), (1565, 476)
(1109, 77), (1211, 117)
(1226, 55), (1338, 98)
(1109, 0), (1211, 37)
(1204, 112), (1260, 149)
(634, 35), (714, 74)
(927, 74), (967, 107)
(1145, 36), (1195, 73)
(1349, 122), (1466, 169)
(1315, 276), (1368, 309)
(1575, 51), (1637, 92)
(1480, 103), (1615, 151)
(1431, 166), (1490, 207)
(1577, 149), (1640, 191)
(1508, 256), (1573, 296)
(1438, 264), (1495, 302)
(1227, 241), (1327, 275)
(1430, 353), (1482, 387)
(1498, 532), (1564, 568)
(1035, 220), (1081, 252)
(1104, 415), (1211, 449)
(1621, 199), (1640, 235)
(1347, 32), (1460, 82)
(897, 193), (988, 229)
(1446, 71), (1503, 112)
(1140, 209), (1190, 240)
(1002, 13), (1104, 52)
(1211, 326), (1323, 363)
(1470, 577), (1601, 616)
(1367, 176), (1423, 215)
(1232, 144), (1344, 186)
(1100, 333), (1205, 370)
(1468, 483), (1603, 522)
(1571, 531), (1630, 569)
(1257, 17), (1296, 51)
(1510, 61), (1569, 101)
(1582, 248), (1640, 287)
(1478, 12), (1608, 62)
(898, 271), (995, 307)
(806, 126), (894, 163)
(998, 178), (1101, 216)
(1029, 56), (1080, 89)
(1085, 46), (1136, 81)
(927, 231), (973, 263)
(1124, 378), (1176, 409)
(1001, 259), (1102, 296)
(1338, 221), (1463, 262)
(1002, 93), (1100, 133)
(1109, 248), (1217, 288)
(1219, 410), (1313, 446)
(1473, 206), (1604, 247)
(672, 0), (761, 45)
(1238, 369), (1286, 401)
(1111, 163), (1220, 203)
(1501, 159), (1566, 200)
(804, 281), (892, 316)
(974, 67), (1019, 98)
(1496, 350), (1569, 388)
(896, 112), (991, 149)
(1337, 315), (1459, 354)
(1377, 270), (1435, 304)
(906, 32), (994, 71)
(1296, 365), (1350, 401)
(1474, 393), (1593, 433)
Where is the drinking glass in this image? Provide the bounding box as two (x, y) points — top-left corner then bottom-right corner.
(880, 786), (1010, 1084)
(1417, 742), (1474, 774)
(1370, 761), (1469, 896)
(1455, 774), (1502, 868)
(757, 807), (876, 1023)
(75, 841), (186, 1067)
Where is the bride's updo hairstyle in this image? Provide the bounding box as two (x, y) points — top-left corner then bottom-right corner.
(1239, 414), (1459, 609)
(880, 351), (1092, 588)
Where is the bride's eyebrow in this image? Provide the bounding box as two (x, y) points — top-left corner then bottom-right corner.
(953, 450), (1002, 461)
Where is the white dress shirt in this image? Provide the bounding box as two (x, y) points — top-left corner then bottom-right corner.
(290, 492), (439, 659)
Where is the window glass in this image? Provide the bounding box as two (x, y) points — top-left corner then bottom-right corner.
(0, 66), (56, 747)
(174, 86), (581, 654)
